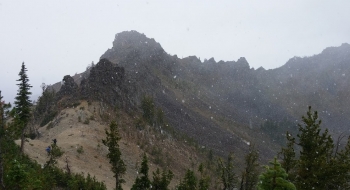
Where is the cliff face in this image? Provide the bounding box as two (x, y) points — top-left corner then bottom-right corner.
(80, 59), (137, 109)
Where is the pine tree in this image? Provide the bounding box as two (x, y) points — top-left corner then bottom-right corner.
(279, 131), (297, 180)
(131, 153), (151, 190)
(102, 121), (126, 190)
(141, 96), (155, 126)
(177, 169), (197, 190)
(279, 106), (350, 189)
(327, 136), (350, 189)
(44, 142), (64, 168)
(151, 168), (173, 190)
(295, 106), (334, 189)
(198, 163), (210, 190)
(14, 63), (32, 153)
(217, 152), (237, 190)
(0, 91), (4, 129)
(156, 108), (164, 128)
(257, 158), (296, 190)
(0, 91), (5, 189)
(240, 145), (260, 190)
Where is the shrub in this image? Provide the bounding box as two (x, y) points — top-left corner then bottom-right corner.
(77, 146), (84, 154)
(72, 102), (81, 108)
(83, 119), (90, 125)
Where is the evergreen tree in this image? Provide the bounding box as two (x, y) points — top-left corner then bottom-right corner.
(295, 106), (334, 189)
(257, 158), (296, 190)
(151, 168), (173, 190)
(102, 121), (126, 190)
(14, 62), (32, 153)
(198, 163), (210, 190)
(0, 92), (11, 190)
(177, 169), (197, 190)
(279, 106), (350, 189)
(279, 132), (297, 180)
(217, 153), (237, 190)
(327, 136), (350, 189)
(141, 96), (155, 126)
(0, 91), (4, 128)
(44, 143), (64, 168)
(0, 91), (5, 189)
(240, 145), (260, 190)
(131, 153), (151, 190)
(156, 107), (164, 128)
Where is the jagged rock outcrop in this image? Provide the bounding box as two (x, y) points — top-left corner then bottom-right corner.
(80, 58), (137, 109)
(56, 75), (78, 98)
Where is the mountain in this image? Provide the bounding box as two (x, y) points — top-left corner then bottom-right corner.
(44, 31), (350, 164)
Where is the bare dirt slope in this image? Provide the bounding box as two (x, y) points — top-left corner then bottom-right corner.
(18, 101), (205, 190)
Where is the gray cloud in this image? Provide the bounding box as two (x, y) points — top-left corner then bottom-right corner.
(1, 0), (349, 103)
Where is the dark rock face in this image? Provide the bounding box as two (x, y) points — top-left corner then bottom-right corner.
(55, 75), (79, 107)
(101, 30), (164, 65)
(55, 59), (138, 110)
(57, 75), (78, 98)
(80, 58), (137, 109)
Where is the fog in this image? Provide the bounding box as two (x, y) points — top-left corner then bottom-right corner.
(1, 1), (349, 103)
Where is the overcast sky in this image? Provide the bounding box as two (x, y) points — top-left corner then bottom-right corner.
(1, 1), (350, 103)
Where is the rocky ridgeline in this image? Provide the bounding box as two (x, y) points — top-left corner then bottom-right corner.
(56, 59), (138, 111)
(81, 58), (137, 109)
(51, 30), (350, 161)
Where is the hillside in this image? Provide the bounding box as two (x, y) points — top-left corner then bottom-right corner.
(99, 31), (350, 156)
(23, 100), (214, 189)
(31, 31), (350, 188)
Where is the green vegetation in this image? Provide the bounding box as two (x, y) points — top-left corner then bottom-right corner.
(240, 145), (260, 190)
(279, 106), (350, 189)
(131, 153), (174, 190)
(131, 153), (151, 190)
(77, 145), (84, 154)
(141, 96), (155, 126)
(177, 169), (197, 190)
(0, 128), (106, 189)
(0, 64), (107, 189)
(14, 62), (32, 153)
(258, 158), (296, 190)
(0, 90), (7, 189)
(83, 118), (90, 124)
(151, 168), (173, 190)
(197, 163), (210, 190)
(217, 152), (237, 190)
(4, 61), (350, 190)
(102, 121), (126, 190)
(45, 143), (64, 168)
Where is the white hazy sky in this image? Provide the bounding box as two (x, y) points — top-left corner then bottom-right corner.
(1, 0), (350, 103)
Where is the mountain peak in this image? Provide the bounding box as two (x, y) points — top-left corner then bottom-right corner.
(112, 30), (162, 49)
(101, 30), (164, 64)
